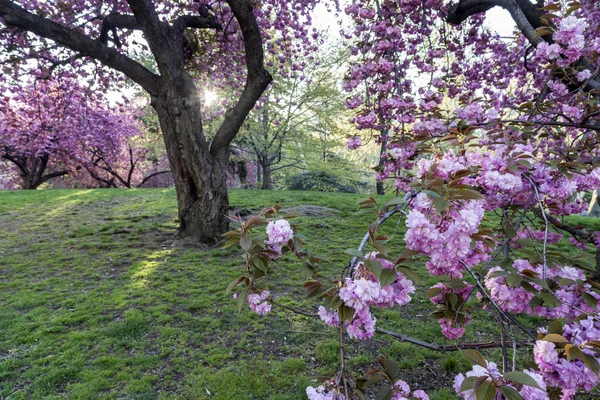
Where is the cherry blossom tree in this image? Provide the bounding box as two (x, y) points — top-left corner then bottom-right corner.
(225, 1), (600, 399)
(0, 0), (328, 242)
(0, 78), (140, 189)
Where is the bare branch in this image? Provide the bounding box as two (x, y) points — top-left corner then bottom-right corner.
(376, 328), (531, 352)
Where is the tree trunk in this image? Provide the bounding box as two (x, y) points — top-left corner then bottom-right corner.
(589, 190), (600, 217)
(376, 129), (389, 196)
(262, 164), (272, 190)
(152, 77), (229, 243)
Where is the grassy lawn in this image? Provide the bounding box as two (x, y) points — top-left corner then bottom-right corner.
(0, 188), (597, 399)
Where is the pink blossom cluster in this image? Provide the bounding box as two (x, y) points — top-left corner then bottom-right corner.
(265, 219), (293, 246)
(534, 317), (600, 396)
(306, 385), (345, 400)
(429, 282), (473, 339)
(454, 362), (547, 400)
(246, 290), (271, 315)
(485, 260), (600, 319)
(405, 198), (486, 278)
(306, 375), (346, 400)
(346, 135), (362, 150)
(335, 253), (415, 340)
(391, 379), (429, 400)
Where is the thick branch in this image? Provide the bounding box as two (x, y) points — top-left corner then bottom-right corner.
(38, 169), (69, 185)
(448, 0), (543, 46)
(0, 0), (159, 94)
(137, 170), (171, 187)
(210, 0), (273, 159)
(126, 0), (174, 73)
(174, 15), (221, 32)
(376, 328), (531, 352)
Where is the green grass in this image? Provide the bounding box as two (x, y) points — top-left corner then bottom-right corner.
(0, 188), (597, 399)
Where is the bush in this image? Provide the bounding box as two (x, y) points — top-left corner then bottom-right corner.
(286, 170), (365, 193)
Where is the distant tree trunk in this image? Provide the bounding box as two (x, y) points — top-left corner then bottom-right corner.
(262, 164), (272, 190)
(589, 190), (600, 217)
(257, 162), (262, 184)
(4, 153), (68, 189)
(376, 129), (389, 195)
(152, 75), (229, 242)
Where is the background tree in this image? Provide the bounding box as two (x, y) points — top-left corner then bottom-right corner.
(0, 0), (325, 242)
(0, 78), (140, 189)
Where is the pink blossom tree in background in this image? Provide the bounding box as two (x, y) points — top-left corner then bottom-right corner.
(0, 78), (142, 189)
(0, 0), (331, 242)
(224, 1), (600, 399)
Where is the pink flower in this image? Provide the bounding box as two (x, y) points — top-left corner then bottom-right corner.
(346, 135), (362, 150)
(265, 219), (293, 245)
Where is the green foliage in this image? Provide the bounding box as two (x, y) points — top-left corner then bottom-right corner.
(287, 169), (367, 193)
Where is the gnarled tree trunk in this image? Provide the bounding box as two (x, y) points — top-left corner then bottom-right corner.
(152, 74), (230, 241)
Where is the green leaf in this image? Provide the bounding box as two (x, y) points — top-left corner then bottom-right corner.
(344, 248), (364, 258)
(542, 334), (569, 344)
(547, 320), (563, 335)
(384, 197), (405, 208)
(378, 356), (400, 381)
(301, 262), (315, 280)
(426, 287), (443, 299)
(582, 292), (599, 308)
(565, 344), (584, 361)
(558, 278), (576, 287)
(582, 353), (600, 376)
(461, 349), (487, 368)
(379, 269), (397, 287)
(503, 371), (543, 390)
(239, 235), (253, 251)
(500, 386), (523, 400)
(487, 270), (509, 278)
(236, 288), (248, 311)
(475, 381), (496, 400)
(226, 276), (246, 292)
(506, 274), (522, 287)
(540, 293), (559, 307)
(459, 376), (477, 393)
(252, 256), (268, 273)
(397, 265), (420, 282)
(369, 259), (383, 280)
(447, 279), (466, 290)
(222, 237), (240, 249)
(375, 385), (393, 400)
(339, 305), (355, 322)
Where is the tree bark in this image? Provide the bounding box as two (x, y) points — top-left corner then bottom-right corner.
(152, 73), (229, 242)
(261, 164), (272, 190)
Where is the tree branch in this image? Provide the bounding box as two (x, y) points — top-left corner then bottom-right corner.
(138, 170), (171, 187)
(0, 0), (159, 95)
(376, 328), (531, 352)
(174, 15), (221, 32)
(210, 0), (273, 159)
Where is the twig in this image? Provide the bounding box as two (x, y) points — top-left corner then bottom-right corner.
(376, 328), (531, 351)
(270, 299), (318, 318)
(523, 175), (548, 279)
(460, 261), (537, 340)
